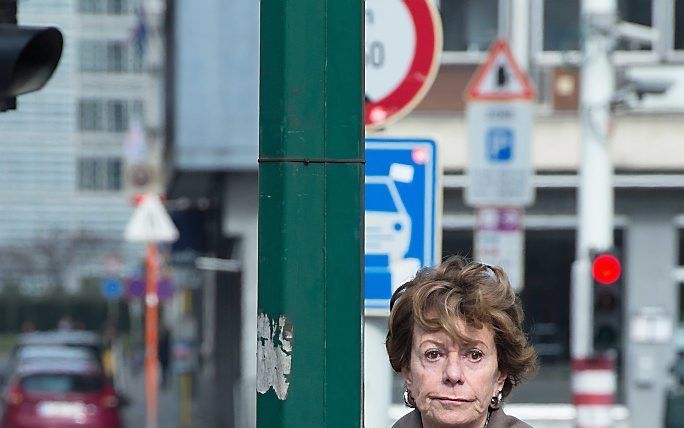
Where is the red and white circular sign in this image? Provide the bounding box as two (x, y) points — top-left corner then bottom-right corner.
(365, 0), (442, 130)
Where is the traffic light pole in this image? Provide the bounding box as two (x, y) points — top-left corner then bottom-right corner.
(258, 0), (363, 426)
(572, 0), (617, 426)
(574, 0), (616, 360)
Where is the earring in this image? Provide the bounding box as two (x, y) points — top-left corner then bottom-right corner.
(403, 387), (415, 408)
(490, 390), (503, 409)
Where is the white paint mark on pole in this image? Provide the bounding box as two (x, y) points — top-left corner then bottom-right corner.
(256, 313), (292, 400)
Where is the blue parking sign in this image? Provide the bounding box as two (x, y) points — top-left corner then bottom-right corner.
(486, 127), (513, 161)
(365, 138), (439, 313)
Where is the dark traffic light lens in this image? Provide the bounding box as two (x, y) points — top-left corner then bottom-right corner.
(595, 290), (617, 311)
(595, 325), (619, 350)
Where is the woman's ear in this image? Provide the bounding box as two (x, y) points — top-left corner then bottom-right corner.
(401, 366), (412, 388)
(496, 370), (508, 391)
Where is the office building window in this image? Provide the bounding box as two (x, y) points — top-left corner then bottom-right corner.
(543, 0), (580, 51)
(77, 157), (122, 191)
(80, 41), (143, 73)
(440, 0), (498, 52)
(619, 0), (652, 26)
(78, 0), (136, 14)
(79, 98), (143, 132)
(676, 0), (684, 50)
(79, 99), (103, 132)
(617, 0), (653, 50)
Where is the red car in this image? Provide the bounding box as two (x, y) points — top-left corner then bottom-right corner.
(1, 359), (123, 428)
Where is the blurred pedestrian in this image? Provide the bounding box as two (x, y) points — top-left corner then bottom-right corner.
(386, 256), (538, 428)
(158, 325), (171, 389)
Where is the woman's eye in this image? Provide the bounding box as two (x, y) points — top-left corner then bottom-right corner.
(466, 350), (483, 361)
(425, 350), (441, 361)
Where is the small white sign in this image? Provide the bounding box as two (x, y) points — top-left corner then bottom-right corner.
(125, 193), (179, 243)
(630, 306), (673, 344)
(465, 101), (534, 207)
(474, 207), (524, 292)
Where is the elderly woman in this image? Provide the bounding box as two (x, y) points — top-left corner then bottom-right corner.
(386, 256), (537, 428)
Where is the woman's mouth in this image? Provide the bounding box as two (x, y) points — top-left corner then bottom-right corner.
(434, 396), (473, 403)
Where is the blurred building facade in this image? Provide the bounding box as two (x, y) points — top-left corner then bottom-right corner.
(164, 0), (684, 427)
(164, 0), (259, 426)
(0, 0), (165, 293)
(379, 1), (684, 427)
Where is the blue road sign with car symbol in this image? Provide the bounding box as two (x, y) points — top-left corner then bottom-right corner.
(365, 138), (439, 313)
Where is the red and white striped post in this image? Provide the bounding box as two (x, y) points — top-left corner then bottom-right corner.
(572, 356), (616, 428)
(573, 0), (618, 425)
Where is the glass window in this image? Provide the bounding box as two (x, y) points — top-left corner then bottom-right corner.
(79, 99), (103, 131)
(78, 158), (97, 190)
(619, 0), (652, 26)
(440, 0), (498, 52)
(108, 100), (127, 132)
(78, 0), (105, 14)
(79, 98), (142, 132)
(107, 0), (125, 14)
(676, 0), (684, 50)
(543, 0), (580, 51)
(79, 0), (133, 14)
(617, 0), (653, 50)
(78, 157), (122, 191)
(106, 159), (122, 190)
(107, 44), (124, 72)
(80, 41), (139, 73)
(22, 374), (103, 393)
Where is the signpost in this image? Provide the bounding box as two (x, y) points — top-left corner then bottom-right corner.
(465, 39), (535, 292)
(364, 0), (442, 129)
(474, 207), (524, 292)
(124, 193), (179, 428)
(465, 39), (535, 207)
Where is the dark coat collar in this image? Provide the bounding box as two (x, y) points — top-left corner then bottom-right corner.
(391, 408), (532, 428)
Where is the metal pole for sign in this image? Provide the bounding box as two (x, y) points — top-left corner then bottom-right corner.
(123, 193), (178, 428)
(145, 242), (159, 428)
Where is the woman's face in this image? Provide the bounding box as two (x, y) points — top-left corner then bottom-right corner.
(401, 319), (506, 428)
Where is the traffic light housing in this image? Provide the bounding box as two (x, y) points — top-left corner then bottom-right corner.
(591, 249), (623, 353)
(0, 0), (63, 111)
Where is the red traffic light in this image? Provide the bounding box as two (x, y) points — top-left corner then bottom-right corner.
(592, 253), (621, 285)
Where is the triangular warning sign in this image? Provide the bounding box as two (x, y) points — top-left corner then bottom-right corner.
(125, 193), (179, 243)
(466, 39), (535, 101)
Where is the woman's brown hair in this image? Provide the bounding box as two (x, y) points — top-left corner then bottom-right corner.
(386, 256), (537, 398)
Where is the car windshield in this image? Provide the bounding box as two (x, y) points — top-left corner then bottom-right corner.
(21, 374), (103, 393)
(365, 182), (398, 212)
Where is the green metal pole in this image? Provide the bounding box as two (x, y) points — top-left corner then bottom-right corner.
(257, 0), (363, 426)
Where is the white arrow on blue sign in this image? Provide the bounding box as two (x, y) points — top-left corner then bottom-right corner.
(365, 138), (440, 315)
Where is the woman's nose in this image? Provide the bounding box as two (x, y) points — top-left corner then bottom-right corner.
(442, 354), (464, 385)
